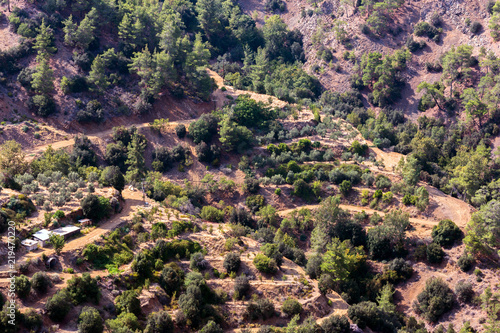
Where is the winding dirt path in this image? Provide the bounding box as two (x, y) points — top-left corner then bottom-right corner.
(25, 119), (196, 160)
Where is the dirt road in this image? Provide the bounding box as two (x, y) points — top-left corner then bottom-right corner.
(26, 119), (196, 160)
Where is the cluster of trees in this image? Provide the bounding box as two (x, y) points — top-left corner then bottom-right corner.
(350, 48), (411, 107)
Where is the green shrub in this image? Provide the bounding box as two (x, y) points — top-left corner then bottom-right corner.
(199, 320), (223, 333)
(31, 272), (51, 294)
(339, 180), (352, 196)
(455, 281), (474, 303)
(144, 310), (174, 333)
(200, 205), (224, 222)
(190, 252), (207, 271)
(416, 277), (454, 322)
(426, 243), (444, 264)
(233, 275), (250, 299)
(78, 306), (103, 333)
(253, 253), (277, 274)
(431, 219), (462, 247)
(45, 290), (72, 322)
(223, 252), (241, 273)
(281, 297), (302, 317)
(22, 308), (43, 331)
(321, 314), (350, 333)
(14, 275), (31, 299)
(245, 298), (275, 320)
(115, 290), (141, 316)
(457, 253), (474, 272)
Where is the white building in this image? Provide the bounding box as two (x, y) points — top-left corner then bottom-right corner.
(32, 226), (81, 247)
(32, 229), (52, 247)
(21, 239), (39, 251)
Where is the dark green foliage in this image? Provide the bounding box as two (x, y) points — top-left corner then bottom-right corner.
(175, 124), (187, 138)
(455, 281), (474, 303)
(233, 94), (271, 127)
(414, 22), (441, 41)
(105, 142), (128, 171)
(190, 252), (207, 270)
(66, 273), (100, 305)
(244, 177), (260, 194)
(188, 114), (218, 144)
(229, 207), (255, 228)
(17, 67), (36, 89)
(321, 314), (350, 333)
(305, 255), (322, 279)
(223, 252), (241, 273)
(375, 175), (392, 189)
(339, 180), (352, 196)
(31, 272), (51, 294)
(470, 22), (482, 34)
(144, 310), (174, 333)
(457, 253), (474, 272)
(348, 301), (400, 332)
(132, 249), (155, 277)
(387, 258), (413, 280)
(115, 290), (141, 316)
(71, 135), (97, 167)
(22, 308), (43, 331)
(349, 140), (368, 156)
(77, 100), (104, 123)
(153, 239), (203, 262)
(78, 306), (103, 333)
(416, 277), (454, 322)
(245, 298), (275, 320)
(200, 205), (224, 222)
(160, 264), (184, 296)
(100, 166), (125, 192)
(281, 297), (302, 317)
(431, 219), (462, 247)
(245, 194), (265, 213)
(14, 275), (31, 299)
(318, 274), (335, 295)
(233, 275), (250, 299)
(265, 0), (286, 12)
(45, 290), (72, 322)
(27, 94), (56, 117)
(426, 243), (445, 264)
(81, 194), (111, 221)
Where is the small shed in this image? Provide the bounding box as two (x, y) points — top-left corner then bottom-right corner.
(32, 229), (52, 247)
(21, 239), (39, 252)
(78, 219), (92, 227)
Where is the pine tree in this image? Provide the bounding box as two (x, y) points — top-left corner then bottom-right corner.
(88, 55), (110, 93)
(63, 15), (78, 46)
(34, 19), (57, 55)
(125, 134), (146, 183)
(31, 56), (54, 95)
(184, 33), (210, 73)
(74, 8), (97, 49)
(118, 13), (134, 44)
(129, 47), (175, 99)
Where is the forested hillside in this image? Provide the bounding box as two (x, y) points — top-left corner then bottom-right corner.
(0, 0), (499, 333)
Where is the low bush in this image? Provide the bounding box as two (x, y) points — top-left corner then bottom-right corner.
(455, 281), (474, 303)
(457, 252), (474, 272)
(426, 243), (444, 264)
(223, 252), (241, 273)
(416, 277), (454, 322)
(431, 219), (462, 247)
(253, 253), (277, 274)
(200, 206), (224, 222)
(281, 297), (302, 317)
